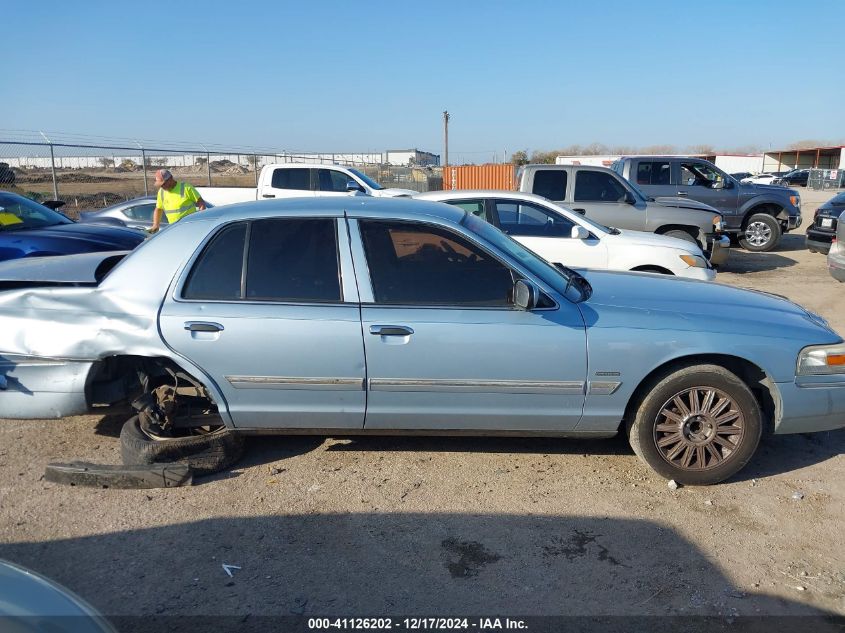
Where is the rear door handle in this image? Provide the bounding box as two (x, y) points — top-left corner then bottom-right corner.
(676, 191), (688, 197)
(262, 194), (275, 198)
(184, 321), (224, 333)
(572, 208), (586, 215)
(369, 325), (414, 336)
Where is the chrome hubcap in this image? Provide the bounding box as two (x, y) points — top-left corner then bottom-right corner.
(744, 221), (772, 247)
(653, 387), (745, 471)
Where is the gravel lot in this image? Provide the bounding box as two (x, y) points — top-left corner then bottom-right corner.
(1, 189), (843, 628)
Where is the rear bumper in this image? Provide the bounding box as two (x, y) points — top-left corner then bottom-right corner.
(0, 355), (93, 419)
(775, 379), (845, 434)
(829, 250), (845, 282)
(806, 235), (832, 254)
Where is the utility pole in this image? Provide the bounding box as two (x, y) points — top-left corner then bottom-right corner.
(443, 110), (450, 169)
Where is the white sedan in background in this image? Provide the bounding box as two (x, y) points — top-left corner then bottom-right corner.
(414, 190), (716, 280)
(740, 173), (781, 185)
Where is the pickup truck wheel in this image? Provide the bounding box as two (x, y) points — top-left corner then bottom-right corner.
(120, 415), (245, 476)
(663, 230), (698, 244)
(739, 214), (781, 252)
(627, 364), (762, 485)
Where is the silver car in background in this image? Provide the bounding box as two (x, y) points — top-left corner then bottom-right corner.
(828, 211), (845, 282)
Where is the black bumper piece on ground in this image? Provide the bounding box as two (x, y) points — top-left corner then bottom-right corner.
(44, 461), (193, 488)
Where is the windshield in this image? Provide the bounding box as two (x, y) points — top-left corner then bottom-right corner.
(0, 194), (73, 231)
(348, 168), (385, 191)
(460, 212), (583, 302)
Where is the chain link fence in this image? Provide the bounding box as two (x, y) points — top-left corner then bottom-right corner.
(0, 132), (442, 217)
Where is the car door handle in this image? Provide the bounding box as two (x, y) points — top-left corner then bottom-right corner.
(184, 321), (224, 333)
(572, 208), (586, 215)
(262, 194), (275, 198)
(369, 325), (414, 336)
(676, 191), (688, 197)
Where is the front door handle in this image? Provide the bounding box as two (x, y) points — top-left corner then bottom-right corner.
(262, 194), (275, 198)
(184, 321), (224, 333)
(676, 191), (688, 197)
(369, 325), (414, 336)
(572, 208), (586, 215)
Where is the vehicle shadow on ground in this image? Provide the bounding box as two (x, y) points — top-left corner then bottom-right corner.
(721, 249), (799, 274)
(93, 413), (132, 438)
(219, 430), (843, 486)
(741, 429), (845, 481)
(1, 513), (841, 631)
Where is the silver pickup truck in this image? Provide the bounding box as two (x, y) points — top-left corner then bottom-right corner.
(518, 164), (729, 264)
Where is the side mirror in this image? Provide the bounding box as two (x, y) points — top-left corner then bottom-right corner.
(42, 200), (66, 210)
(623, 191), (636, 205)
(571, 225), (590, 240)
(513, 279), (539, 311)
(346, 180), (365, 193)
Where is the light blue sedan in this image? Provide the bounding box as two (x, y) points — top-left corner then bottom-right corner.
(0, 198), (843, 484)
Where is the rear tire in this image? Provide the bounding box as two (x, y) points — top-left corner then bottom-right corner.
(627, 364), (762, 485)
(739, 214), (781, 252)
(120, 415), (245, 476)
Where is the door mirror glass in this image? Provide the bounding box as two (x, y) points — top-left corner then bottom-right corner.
(346, 180), (365, 193)
(571, 225), (590, 240)
(624, 191), (636, 204)
(513, 279), (538, 310)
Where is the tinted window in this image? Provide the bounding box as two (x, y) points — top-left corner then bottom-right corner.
(573, 171), (626, 202)
(532, 170), (567, 200)
(636, 161), (671, 185)
(124, 203), (156, 222)
(318, 169), (351, 193)
(495, 201), (575, 237)
(271, 168), (311, 190)
(360, 220), (514, 306)
(246, 218), (340, 302)
(183, 223), (247, 300)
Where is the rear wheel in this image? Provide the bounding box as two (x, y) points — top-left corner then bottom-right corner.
(627, 364), (762, 485)
(739, 214), (781, 251)
(120, 415), (245, 476)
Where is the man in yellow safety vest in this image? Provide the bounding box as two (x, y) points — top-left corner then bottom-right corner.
(150, 169), (207, 233)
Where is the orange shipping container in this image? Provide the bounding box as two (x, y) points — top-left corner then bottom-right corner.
(442, 164), (517, 191)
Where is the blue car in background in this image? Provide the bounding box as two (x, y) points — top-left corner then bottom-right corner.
(0, 191), (144, 261)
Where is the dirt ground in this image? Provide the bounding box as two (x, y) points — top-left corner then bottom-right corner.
(0, 189), (843, 629)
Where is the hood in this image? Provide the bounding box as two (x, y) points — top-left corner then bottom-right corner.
(744, 183), (799, 197)
(651, 197), (720, 213)
(374, 188), (418, 198)
(580, 269), (838, 341)
(611, 228), (702, 252)
(0, 222), (145, 253)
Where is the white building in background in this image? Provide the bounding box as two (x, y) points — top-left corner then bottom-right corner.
(556, 153), (765, 174)
(385, 149), (440, 167)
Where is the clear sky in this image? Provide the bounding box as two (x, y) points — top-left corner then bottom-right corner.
(5, 0), (844, 160)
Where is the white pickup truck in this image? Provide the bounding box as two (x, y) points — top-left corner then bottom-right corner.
(197, 163), (417, 206)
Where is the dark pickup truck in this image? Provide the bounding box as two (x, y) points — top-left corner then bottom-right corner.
(806, 191), (845, 254)
(612, 156), (802, 252)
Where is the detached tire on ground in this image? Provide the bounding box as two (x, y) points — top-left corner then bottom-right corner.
(627, 364), (762, 485)
(739, 213), (781, 252)
(120, 415), (245, 476)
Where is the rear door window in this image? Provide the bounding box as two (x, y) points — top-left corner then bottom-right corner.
(636, 161), (671, 185)
(123, 203), (156, 222)
(531, 170), (567, 201)
(441, 199), (491, 221)
(270, 168), (312, 190)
